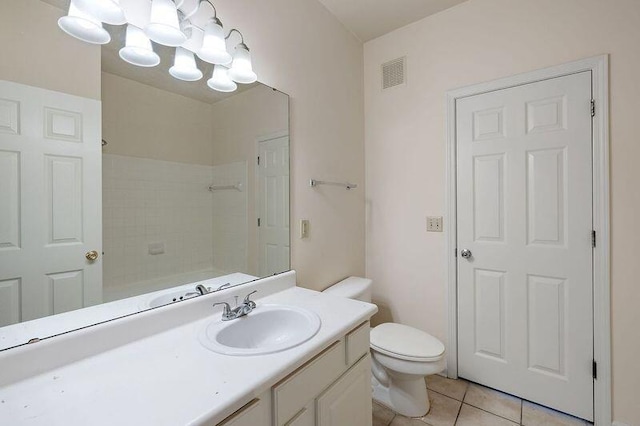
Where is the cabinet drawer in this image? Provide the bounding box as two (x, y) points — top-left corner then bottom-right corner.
(346, 321), (370, 366)
(273, 340), (346, 425)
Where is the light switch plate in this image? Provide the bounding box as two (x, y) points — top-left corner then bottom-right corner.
(426, 216), (443, 232)
(300, 219), (310, 239)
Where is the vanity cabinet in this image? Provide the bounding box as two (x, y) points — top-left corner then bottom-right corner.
(273, 321), (372, 426)
(216, 321), (372, 426)
(316, 355), (372, 426)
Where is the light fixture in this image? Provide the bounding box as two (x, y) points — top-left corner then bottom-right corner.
(58, 1), (112, 45)
(145, 0), (187, 47)
(56, 0), (258, 87)
(169, 48), (203, 81)
(119, 25), (161, 67)
(198, 17), (232, 65)
(73, 0), (126, 25)
(207, 65), (237, 92)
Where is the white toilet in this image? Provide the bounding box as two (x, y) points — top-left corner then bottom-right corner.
(323, 277), (445, 418)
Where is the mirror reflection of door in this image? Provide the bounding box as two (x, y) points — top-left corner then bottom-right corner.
(0, 80), (103, 325)
(257, 134), (290, 277)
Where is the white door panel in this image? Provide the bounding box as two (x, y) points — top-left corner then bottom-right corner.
(457, 72), (593, 420)
(0, 80), (102, 326)
(258, 136), (289, 277)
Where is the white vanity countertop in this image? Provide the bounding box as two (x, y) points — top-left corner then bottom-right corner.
(0, 281), (377, 425)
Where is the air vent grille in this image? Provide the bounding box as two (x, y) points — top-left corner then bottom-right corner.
(382, 57), (406, 89)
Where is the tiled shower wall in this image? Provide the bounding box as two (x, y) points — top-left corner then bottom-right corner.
(102, 154), (215, 299)
(211, 161), (248, 275)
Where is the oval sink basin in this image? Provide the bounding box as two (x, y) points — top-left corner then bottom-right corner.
(198, 304), (321, 356)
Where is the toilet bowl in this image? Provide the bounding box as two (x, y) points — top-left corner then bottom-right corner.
(322, 277), (446, 417)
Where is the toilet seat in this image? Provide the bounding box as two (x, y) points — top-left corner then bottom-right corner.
(370, 323), (445, 362)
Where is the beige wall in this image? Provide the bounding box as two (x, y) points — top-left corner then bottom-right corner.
(213, 0), (366, 288)
(0, 0), (100, 100)
(364, 0), (640, 423)
(102, 72), (214, 166)
(210, 85), (289, 275)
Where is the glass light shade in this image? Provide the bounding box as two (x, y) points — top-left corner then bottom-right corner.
(74, 0), (126, 25)
(169, 48), (203, 81)
(145, 0), (187, 47)
(119, 25), (161, 67)
(207, 65), (237, 93)
(58, 2), (111, 45)
(198, 19), (232, 65)
(178, 0), (200, 19)
(181, 24), (204, 53)
(228, 44), (257, 84)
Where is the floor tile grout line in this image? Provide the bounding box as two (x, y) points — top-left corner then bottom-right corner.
(453, 398), (463, 426)
(461, 402), (520, 424)
(427, 387), (466, 403)
(520, 399), (523, 425)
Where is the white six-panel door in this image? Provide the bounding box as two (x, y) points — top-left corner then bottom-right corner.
(456, 72), (593, 420)
(0, 80), (102, 327)
(257, 135), (290, 276)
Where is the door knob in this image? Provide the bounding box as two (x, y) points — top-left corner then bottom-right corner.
(460, 249), (472, 259)
(85, 250), (99, 261)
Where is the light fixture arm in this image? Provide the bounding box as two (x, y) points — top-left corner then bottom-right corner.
(225, 28), (247, 48)
(198, 0), (218, 18)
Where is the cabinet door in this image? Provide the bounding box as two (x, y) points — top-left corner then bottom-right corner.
(218, 398), (270, 426)
(317, 355), (372, 426)
(285, 403), (315, 426)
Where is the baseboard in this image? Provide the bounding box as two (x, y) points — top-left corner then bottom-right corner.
(612, 421), (631, 426)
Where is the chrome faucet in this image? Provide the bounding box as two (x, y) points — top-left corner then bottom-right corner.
(213, 290), (258, 321)
(196, 284), (210, 295)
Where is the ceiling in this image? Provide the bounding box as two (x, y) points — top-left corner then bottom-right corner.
(316, 0), (468, 42)
(41, 0), (257, 104)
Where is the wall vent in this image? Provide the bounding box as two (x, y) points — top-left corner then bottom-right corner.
(382, 57), (406, 90)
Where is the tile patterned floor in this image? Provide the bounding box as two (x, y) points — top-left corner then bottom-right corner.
(373, 375), (593, 426)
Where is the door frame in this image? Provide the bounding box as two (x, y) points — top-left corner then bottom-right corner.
(445, 55), (610, 425)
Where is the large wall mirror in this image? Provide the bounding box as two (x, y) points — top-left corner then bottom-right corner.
(0, 0), (290, 351)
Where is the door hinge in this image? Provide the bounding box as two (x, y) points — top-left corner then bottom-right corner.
(257, 156), (260, 165)
(593, 360), (598, 380)
(591, 99), (596, 117)
(257, 218), (261, 227)
(592, 230), (597, 248)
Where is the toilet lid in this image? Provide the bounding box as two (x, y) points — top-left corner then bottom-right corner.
(370, 323), (445, 362)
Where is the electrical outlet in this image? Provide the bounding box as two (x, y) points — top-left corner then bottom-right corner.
(426, 216), (443, 232)
(300, 219), (310, 239)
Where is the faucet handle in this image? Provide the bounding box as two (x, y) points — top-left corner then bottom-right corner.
(243, 290), (258, 308)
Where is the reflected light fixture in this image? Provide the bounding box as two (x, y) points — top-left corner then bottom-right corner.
(145, 0), (187, 47)
(226, 30), (257, 84)
(119, 25), (161, 67)
(58, 1), (111, 45)
(207, 65), (237, 92)
(198, 17), (232, 65)
(74, 0), (126, 25)
(169, 47), (204, 81)
(57, 0), (258, 90)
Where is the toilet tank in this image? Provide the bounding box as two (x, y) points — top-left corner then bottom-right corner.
(322, 277), (372, 303)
